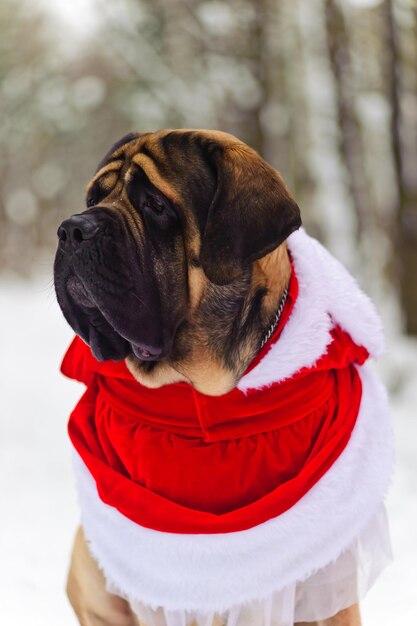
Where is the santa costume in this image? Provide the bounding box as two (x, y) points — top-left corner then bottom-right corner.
(62, 228), (393, 626)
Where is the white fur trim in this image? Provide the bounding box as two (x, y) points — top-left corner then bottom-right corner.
(238, 229), (385, 392)
(74, 364), (393, 613)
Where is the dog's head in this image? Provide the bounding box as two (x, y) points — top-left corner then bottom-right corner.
(54, 129), (301, 370)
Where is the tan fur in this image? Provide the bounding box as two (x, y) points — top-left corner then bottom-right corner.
(295, 604), (362, 625)
(183, 226), (208, 310)
(86, 160), (124, 192)
(253, 243), (292, 319)
(175, 347), (237, 396)
(126, 340), (236, 396)
(187, 264), (208, 311)
(125, 356), (188, 388)
(98, 171), (120, 193)
(67, 527), (139, 626)
(158, 128), (246, 147)
(132, 153), (182, 205)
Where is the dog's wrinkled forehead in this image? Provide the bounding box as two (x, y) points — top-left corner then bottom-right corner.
(87, 130), (231, 233)
(95, 129), (240, 175)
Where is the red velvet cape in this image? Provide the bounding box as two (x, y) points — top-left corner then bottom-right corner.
(63, 267), (369, 534)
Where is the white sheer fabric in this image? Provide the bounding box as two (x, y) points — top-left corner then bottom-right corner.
(124, 505), (391, 626)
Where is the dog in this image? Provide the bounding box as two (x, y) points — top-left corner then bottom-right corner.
(54, 130), (393, 626)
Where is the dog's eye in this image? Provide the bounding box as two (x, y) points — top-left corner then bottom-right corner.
(139, 192), (179, 230)
(86, 186), (100, 208)
(143, 197), (166, 215)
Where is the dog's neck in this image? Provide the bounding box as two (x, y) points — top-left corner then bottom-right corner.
(126, 244), (291, 395)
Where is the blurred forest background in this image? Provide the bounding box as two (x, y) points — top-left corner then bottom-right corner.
(0, 0), (416, 335)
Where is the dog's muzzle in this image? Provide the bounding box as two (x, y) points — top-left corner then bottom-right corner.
(54, 209), (164, 362)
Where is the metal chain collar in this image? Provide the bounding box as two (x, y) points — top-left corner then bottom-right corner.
(259, 286), (289, 350)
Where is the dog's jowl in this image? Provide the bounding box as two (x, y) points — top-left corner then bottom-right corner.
(55, 130), (393, 626)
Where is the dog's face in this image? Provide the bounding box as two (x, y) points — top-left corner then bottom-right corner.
(54, 129), (301, 372)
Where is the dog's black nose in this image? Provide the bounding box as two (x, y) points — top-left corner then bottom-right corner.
(57, 214), (102, 248)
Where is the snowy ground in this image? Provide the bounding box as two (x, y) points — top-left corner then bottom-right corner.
(0, 277), (416, 625)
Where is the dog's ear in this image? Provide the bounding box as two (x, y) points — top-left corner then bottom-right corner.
(200, 141), (301, 285)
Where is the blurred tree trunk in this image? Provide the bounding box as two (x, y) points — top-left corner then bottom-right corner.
(250, 0), (267, 157)
(384, 0), (417, 334)
(242, 0), (306, 191)
(258, 0), (290, 173)
(285, 0), (315, 206)
(215, 0), (267, 157)
(324, 0), (371, 243)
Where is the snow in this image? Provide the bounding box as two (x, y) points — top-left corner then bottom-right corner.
(0, 278), (416, 625)
(0, 279), (80, 625)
